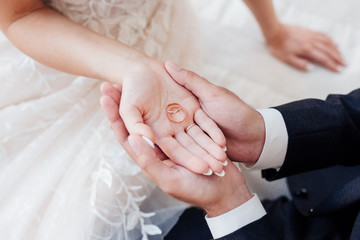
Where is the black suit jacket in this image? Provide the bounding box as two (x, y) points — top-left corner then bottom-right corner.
(219, 89), (360, 240)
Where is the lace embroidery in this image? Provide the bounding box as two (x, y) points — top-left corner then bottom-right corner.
(44, 0), (172, 59)
(39, 0), (175, 239)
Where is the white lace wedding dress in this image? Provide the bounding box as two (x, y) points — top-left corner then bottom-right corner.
(0, 0), (189, 239)
(2, 0), (360, 239)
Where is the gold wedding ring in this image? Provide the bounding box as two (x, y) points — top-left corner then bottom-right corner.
(166, 103), (186, 123)
(185, 123), (196, 133)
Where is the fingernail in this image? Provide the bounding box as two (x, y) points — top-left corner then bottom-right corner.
(219, 160), (228, 166)
(202, 169), (213, 176)
(306, 64), (315, 71)
(128, 137), (140, 155)
(215, 170), (225, 177)
(167, 61), (182, 71)
(222, 146), (227, 152)
(142, 136), (155, 149)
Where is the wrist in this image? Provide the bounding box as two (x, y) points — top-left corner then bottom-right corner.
(204, 185), (253, 218)
(262, 21), (283, 44)
(225, 106), (266, 165)
(249, 110), (266, 164)
(101, 47), (155, 84)
(236, 110), (266, 165)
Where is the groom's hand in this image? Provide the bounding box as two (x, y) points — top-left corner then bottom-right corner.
(100, 82), (252, 217)
(165, 62), (265, 166)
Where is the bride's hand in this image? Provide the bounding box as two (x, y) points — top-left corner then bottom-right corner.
(103, 61), (227, 175)
(266, 24), (345, 72)
(100, 85), (252, 216)
(100, 92), (251, 216)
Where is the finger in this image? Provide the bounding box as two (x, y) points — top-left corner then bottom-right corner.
(157, 136), (211, 175)
(100, 82), (121, 103)
(314, 33), (341, 53)
(165, 61), (217, 101)
(119, 102), (155, 146)
(287, 56), (311, 71)
(302, 48), (339, 72)
(314, 32), (336, 46)
(314, 42), (345, 67)
(194, 109), (226, 149)
(113, 84), (122, 92)
(186, 123), (227, 163)
(128, 134), (173, 183)
(100, 96), (128, 143)
(175, 131), (223, 173)
(312, 33), (346, 66)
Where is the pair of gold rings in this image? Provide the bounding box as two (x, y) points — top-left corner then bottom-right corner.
(166, 103), (196, 133)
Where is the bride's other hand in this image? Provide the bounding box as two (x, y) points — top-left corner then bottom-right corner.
(266, 24), (345, 72)
(101, 62), (227, 175)
(242, 0), (345, 73)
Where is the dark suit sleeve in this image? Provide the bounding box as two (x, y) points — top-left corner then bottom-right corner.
(263, 89), (360, 180)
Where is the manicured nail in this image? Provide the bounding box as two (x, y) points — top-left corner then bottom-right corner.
(167, 61), (182, 71)
(142, 136), (155, 149)
(222, 146), (227, 152)
(306, 64), (315, 71)
(220, 160), (228, 166)
(202, 169), (213, 176)
(215, 170), (225, 177)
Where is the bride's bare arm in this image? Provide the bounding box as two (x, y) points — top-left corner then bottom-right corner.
(0, 0), (149, 83)
(0, 0), (227, 175)
(243, 0), (345, 72)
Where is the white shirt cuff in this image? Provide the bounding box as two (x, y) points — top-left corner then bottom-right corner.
(244, 108), (288, 170)
(205, 194), (266, 239)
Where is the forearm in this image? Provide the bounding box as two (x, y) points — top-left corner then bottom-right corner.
(2, 6), (150, 84)
(243, 0), (281, 42)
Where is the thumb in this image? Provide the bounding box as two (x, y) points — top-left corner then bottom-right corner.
(128, 134), (170, 182)
(165, 61), (216, 100)
(287, 56), (312, 71)
(119, 102), (155, 149)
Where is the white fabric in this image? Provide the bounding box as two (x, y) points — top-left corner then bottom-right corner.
(0, 1), (189, 240)
(205, 194), (266, 239)
(1, 0), (360, 239)
(186, 0), (360, 202)
(244, 109), (288, 170)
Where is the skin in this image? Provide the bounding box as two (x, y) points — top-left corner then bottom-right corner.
(0, 0), (227, 175)
(100, 62), (266, 216)
(100, 83), (253, 217)
(165, 61), (266, 165)
(0, 0), (344, 175)
(244, 0), (345, 72)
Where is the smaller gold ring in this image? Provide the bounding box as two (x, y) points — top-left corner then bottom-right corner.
(185, 123), (196, 133)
